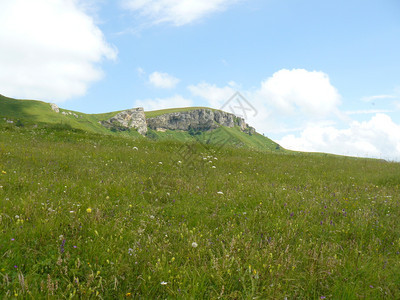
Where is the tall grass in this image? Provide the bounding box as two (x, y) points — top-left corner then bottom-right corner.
(0, 123), (399, 298)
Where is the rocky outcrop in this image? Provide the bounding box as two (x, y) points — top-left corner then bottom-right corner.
(101, 108), (147, 135)
(50, 103), (59, 113)
(147, 109), (254, 134)
(101, 108), (255, 136)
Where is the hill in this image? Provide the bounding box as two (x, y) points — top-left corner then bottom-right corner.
(0, 94), (281, 152)
(0, 119), (399, 298)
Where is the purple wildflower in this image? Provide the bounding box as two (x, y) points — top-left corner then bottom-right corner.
(60, 239), (66, 254)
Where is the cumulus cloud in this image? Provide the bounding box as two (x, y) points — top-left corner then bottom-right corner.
(188, 82), (237, 108)
(134, 95), (193, 111)
(256, 69), (341, 117)
(149, 72), (180, 89)
(0, 0), (117, 102)
(122, 0), (241, 26)
(188, 69), (342, 134)
(278, 114), (400, 160)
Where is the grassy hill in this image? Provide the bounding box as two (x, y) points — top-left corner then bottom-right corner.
(0, 120), (399, 298)
(0, 95), (282, 152)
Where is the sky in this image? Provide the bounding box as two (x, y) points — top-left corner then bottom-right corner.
(1, 0), (400, 160)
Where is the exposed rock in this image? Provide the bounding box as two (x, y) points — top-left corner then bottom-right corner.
(101, 108), (255, 136)
(50, 103), (60, 113)
(147, 109), (255, 134)
(101, 108), (147, 135)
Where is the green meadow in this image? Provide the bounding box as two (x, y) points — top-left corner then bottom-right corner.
(1, 119), (400, 299)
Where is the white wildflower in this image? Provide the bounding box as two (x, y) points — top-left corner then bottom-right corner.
(192, 242), (198, 248)
(161, 281), (168, 285)
(217, 191), (223, 195)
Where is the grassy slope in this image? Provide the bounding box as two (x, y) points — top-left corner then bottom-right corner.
(0, 95), (281, 152)
(0, 123), (399, 298)
(0, 94), (121, 136)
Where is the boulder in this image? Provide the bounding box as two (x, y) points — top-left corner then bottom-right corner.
(50, 103), (60, 113)
(101, 108), (147, 135)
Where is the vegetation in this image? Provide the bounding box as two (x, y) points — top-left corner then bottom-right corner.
(0, 95), (281, 152)
(1, 119), (400, 299)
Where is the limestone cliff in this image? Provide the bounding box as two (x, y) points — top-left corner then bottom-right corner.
(147, 109), (255, 134)
(100, 108), (148, 135)
(101, 108), (255, 136)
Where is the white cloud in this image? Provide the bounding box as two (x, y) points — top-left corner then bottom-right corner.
(345, 109), (393, 115)
(188, 69), (342, 135)
(188, 82), (237, 108)
(362, 94), (397, 102)
(256, 69), (341, 117)
(122, 0), (241, 26)
(0, 0), (117, 102)
(149, 72), (180, 89)
(134, 95), (193, 111)
(278, 114), (400, 160)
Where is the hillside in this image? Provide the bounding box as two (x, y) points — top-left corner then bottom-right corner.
(1, 120), (400, 298)
(0, 94), (281, 152)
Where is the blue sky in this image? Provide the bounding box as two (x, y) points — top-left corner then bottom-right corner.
(1, 0), (400, 159)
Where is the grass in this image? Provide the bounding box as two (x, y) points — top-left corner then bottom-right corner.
(1, 120), (399, 299)
(0, 95), (282, 152)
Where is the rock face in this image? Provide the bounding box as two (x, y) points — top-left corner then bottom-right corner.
(101, 108), (147, 135)
(50, 103), (60, 113)
(101, 108), (255, 136)
(147, 109), (254, 133)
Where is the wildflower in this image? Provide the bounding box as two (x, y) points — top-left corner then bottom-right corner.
(212, 166), (216, 168)
(133, 146), (138, 150)
(160, 281), (168, 285)
(217, 191), (223, 195)
(60, 239), (66, 254)
(11, 238), (15, 241)
(192, 242), (198, 248)
(126, 292), (132, 297)
(86, 208), (92, 213)
(1, 170), (6, 174)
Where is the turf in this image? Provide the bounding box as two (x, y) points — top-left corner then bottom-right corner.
(0, 121), (399, 298)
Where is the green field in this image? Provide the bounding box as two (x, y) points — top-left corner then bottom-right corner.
(1, 118), (400, 298)
(0, 95), (281, 153)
